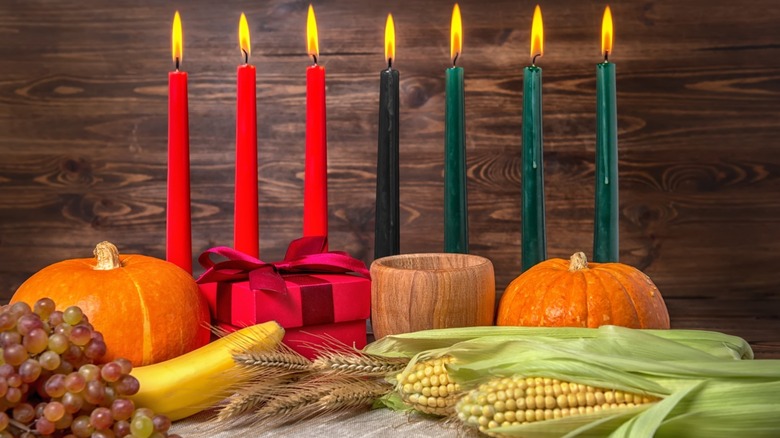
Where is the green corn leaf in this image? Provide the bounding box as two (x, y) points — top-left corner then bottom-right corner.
(365, 325), (752, 361)
(365, 325), (779, 437)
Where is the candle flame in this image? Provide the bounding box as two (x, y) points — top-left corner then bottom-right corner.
(239, 13), (251, 61)
(171, 11), (183, 65)
(602, 6), (613, 58)
(307, 4), (319, 60)
(385, 14), (395, 66)
(530, 5), (543, 61)
(450, 3), (462, 64)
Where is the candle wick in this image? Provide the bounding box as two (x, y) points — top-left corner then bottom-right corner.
(175, 57), (180, 71)
(312, 54), (318, 66)
(604, 50), (609, 63)
(243, 49), (249, 65)
(452, 52), (459, 67)
(532, 53), (540, 66)
(387, 57), (392, 69)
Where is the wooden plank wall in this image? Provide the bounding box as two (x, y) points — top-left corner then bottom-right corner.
(1, 1), (778, 354)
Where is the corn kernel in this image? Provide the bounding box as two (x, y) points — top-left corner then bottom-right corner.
(504, 410), (516, 422)
(454, 374), (658, 434)
(586, 392), (596, 406)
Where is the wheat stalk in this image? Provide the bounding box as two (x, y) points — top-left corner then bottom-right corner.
(232, 342), (314, 382)
(205, 330), (406, 434)
(310, 378), (393, 415)
(217, 375), (294, 422)
(253, 375), (392, 428)
(233, 349), (312, 372)
(313, 351), (409, 377)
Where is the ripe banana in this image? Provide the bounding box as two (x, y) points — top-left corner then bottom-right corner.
(129, 320), (284, 421)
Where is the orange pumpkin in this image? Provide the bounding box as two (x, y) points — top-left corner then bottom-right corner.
(11, 241), (211, 366)
(497, 252), (670, 329)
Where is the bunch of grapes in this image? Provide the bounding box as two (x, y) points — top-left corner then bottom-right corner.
(0, 298), (180, 438)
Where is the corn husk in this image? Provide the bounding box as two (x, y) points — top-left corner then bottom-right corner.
(365, 325), (780, 437)
(365, 325), (753, 360)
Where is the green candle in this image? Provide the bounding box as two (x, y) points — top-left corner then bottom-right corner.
(594, 6), (619, 262)
(521, 5), (546, 271)
(444, 4), (468, 253)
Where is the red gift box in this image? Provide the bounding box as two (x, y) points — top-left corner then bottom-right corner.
(196, 237), (371, 358)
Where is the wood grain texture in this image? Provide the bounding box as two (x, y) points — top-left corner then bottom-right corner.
(371, 253), (495, 339)
(1, 0), (778, 356)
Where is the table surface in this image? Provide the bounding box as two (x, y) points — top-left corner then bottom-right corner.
(171, 312), (780, 437)
(172, 408), (463, 438)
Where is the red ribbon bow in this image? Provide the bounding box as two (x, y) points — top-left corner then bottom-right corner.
(195, 236), (370, 294)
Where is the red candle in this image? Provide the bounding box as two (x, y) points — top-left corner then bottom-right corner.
(167, 11), (192, 273)
(304, 5), (328, 244)
(234, 13), (259, 258)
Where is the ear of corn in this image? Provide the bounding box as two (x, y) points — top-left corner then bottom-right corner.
(367, 325), (780, 437)
(456, 375), (659, 437)
(395, 356), (461, 415)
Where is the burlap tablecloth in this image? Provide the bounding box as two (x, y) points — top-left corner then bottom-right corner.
(171, 408), (461, 437)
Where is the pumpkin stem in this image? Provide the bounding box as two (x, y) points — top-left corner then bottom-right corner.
(568, 252), (589, 272)
(93, 241), (123, 270)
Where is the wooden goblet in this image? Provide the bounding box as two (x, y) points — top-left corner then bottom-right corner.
(370, 253), (495, 340)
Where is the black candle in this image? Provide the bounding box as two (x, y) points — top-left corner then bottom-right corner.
(375, 14), (400, 260)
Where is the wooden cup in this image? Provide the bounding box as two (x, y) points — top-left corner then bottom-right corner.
(370, 253), (495, 339)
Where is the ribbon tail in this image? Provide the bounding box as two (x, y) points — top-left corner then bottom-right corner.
(248, 269), (289, 294)
(285, 236), (328, 260)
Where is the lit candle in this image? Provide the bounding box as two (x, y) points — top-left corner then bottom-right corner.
(166, 11), (192, 274)
(444, 3), (468, 254)
(234, 13), (259, 258)
(521, 5), (546, 271)
(375, 14), (400, 260)
(594, 5), (619, 262)
(304, 4), (328, 245)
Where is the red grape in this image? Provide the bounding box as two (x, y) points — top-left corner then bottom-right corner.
(4, 344), (28, 366)
(35, 417), (57, 435)
(33, 298), (56, 320)
(110, 399), (134, 421)
(91, 406), (114, 430)
(44, 400), (66, 422)
(19, 359), (42, 383)
(12, 402), (35, 422)
(45, 373), (67, 397)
